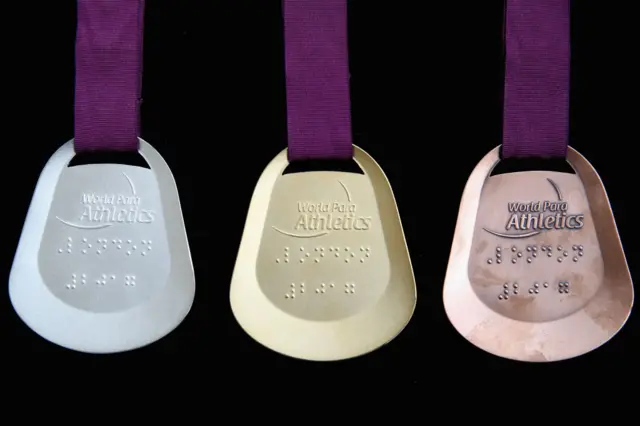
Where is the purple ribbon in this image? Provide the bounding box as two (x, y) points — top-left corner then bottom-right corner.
(74, 0), (144, 152)
(283, 0), (353, 161)
(502, 0), (570, 158)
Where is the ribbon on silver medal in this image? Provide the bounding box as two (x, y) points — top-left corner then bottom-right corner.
(443, 0), (633, 362)
(9, 0), (194, 353)
(230, 0), (416, 361)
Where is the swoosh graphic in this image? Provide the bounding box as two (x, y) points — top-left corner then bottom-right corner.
(483, 178), (564, 238)
(56, 171), (136, 230)
(272, 227), (328, 238)
(55, 217), (114, 230)
(482, 228), (541, 239)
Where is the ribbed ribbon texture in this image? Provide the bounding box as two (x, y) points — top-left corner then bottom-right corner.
(74, 0), (144, 152)
(283, 0), (353, 161)
(502, 0), (570, 158)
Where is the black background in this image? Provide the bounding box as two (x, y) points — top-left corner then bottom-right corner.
(3, 1), (637, 379)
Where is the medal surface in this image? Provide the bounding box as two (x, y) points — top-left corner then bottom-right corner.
(443, 147), (632, 361)
(231, 145), (415, 360)
(10, 139), (194, 353)
(9, 1), (194, 353)
(443, 0), (633, 361)
(230, 0), (416, 360)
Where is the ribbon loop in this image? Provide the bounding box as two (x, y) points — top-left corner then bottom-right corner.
(74, 0), (144, 152)
(283, 0), (353, 161)
(502, 0), (570, 158)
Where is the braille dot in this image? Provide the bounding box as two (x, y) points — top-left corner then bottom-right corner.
(572, 245), (578, 250)
(496, 247), (501, 252)
(335, 253), (339, 257)
(541, 246), (546, 251)
(578, 245), (583, 251)
(532, 246), (537, 251)
(300, 247), (304, 251)
(503, 289), (508, 295)
(529, 289), (533, 294)
(365, 253), (370, 257)
(117, 245), (121, 249)
(321, 283), (325, 287)
(557, 245), (562, 251)
(299, 259), (304, 263)
(534, 283), (539, 288)
(504, 295), (509, 300)
(578, 251), (583, 256)
(351, 253), (355, 257)
(321, 289), (325, 293)
(563, 251), (568, 256)
(127, 251), (132, 255)
(142, 252), (147, 256)
(512, 258), (517, 263)
(527, 258), (532, 263)
(517, 252), (522, 257)
(513, 283), (518, 288)
(573, 257), (578, 262)
(305, 253), (310, 257)
(558, 257), (563, 262)
(315, 259), (319, 263)
(498, 295), (503, 300)
(320, 254), (324, 257)
(513, 290), (518, 295)
(511, 246), (517, 252)
(526, 246), (531, 252)
(58, 249), (63, 253)
(300, 289), (304, 293)
(532, 252), (537, 257)
(285, 295), (289, 299)
(487, 259), (493, 264)
(67, 249), (71, 253)
(534, 289), (539, 294)
(345, 259), (349, 263)
(547, 252), (552, 257)
(504, 283), (509, 288)
(496, 252), (501, 258)
(543, 282), (548, 287)
(316, 289), (320, 293)
(276, 259), (280, 263)
(496, 259), (501, 264)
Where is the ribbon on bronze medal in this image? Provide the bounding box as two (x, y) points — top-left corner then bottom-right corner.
(442, 0), (633, 362)
(502, 0), (569, 159)
(9, 0), (194, 353)
(74, 0), (143, 152)
(230, 0), (416, 361)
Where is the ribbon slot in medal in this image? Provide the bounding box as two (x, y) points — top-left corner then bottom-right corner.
(9, 0), (194, 353)
(443, 0), (633, 362)
(230, 0), (416, 361)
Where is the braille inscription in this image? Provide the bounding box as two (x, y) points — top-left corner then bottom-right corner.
(284, 281), (356, 298)
(487, 243), (584, 265)
(497, 280), (570, 300)
(276, 246), (371, 264)
(65, 273), (135, 289)
(58, 237), (152, 256)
